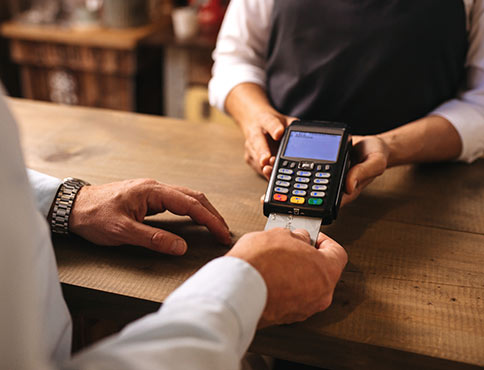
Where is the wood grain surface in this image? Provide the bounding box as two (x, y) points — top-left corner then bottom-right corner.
(9, 98), (484, 370)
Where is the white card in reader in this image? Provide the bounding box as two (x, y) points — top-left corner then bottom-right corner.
(264, 213), (322, 246)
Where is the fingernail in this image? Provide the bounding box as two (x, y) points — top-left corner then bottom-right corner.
(353, 180), (358, 191)
(171, 240), (187, 255)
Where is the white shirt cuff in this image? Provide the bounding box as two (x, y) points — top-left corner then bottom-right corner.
(26, 169), (62, 217)
(209, 65), (266, 113)
(164, 256), (267, 355)
(431, 100), (484, 163)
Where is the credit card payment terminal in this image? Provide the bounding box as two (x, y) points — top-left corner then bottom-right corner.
(264, 120), (352, 245)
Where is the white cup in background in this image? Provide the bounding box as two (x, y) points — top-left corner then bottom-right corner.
(172, 7), (199, 40)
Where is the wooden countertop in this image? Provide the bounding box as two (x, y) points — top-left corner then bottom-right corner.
(10, 98), (484, 370)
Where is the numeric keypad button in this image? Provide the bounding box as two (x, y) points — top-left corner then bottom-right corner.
(312, 185), (327, 191)
(275, 187), (289, 194)
(295, 177), (310, 183)
(297, 171), (312, 177)
(310, 191), (326, 197)
(277, 174), (292, 181)
(279, 168), (294, 175)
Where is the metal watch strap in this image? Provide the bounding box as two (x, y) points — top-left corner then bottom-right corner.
(51, 177), (90, 235)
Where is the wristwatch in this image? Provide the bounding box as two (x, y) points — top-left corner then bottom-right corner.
(50, 177), (90, 235)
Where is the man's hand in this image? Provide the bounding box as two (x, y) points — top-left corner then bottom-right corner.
(227, 228), (347, 328)
(341, 135), (390, 206)
(69, 179), (232, 255)
(241, 111), (296, 179)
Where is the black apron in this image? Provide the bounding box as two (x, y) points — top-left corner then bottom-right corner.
(265, 0), (468, 135)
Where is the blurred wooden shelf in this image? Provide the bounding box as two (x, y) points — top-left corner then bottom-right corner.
(1, 21), (164, 50)
(0, 21), (164, 114)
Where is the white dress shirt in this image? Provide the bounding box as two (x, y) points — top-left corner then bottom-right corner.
(0, 93), (267, 370)
(209, 0), (484, 163)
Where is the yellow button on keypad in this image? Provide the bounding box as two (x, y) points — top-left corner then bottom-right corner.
(290, 196), (305, 205)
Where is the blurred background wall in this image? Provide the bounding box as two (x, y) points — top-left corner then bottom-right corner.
(0, 0), (30, 96)
(0, 0), (232, 124)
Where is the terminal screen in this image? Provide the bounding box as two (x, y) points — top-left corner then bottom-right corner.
(284, 131), (342, 162)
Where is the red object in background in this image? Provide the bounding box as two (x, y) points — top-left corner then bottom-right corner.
(193, 0), (227, 34)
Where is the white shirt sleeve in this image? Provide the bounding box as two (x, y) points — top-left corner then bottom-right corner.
(208, 0), (274, 112)
(27, 169), (62, 217)
(431, 0), (484, 163)
(67, 257), (267, 370)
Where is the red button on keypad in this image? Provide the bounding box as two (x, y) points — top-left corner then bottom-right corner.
(273, 193), (288, 202)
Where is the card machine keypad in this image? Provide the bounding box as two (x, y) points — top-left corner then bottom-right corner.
(273, 161), (332, 206)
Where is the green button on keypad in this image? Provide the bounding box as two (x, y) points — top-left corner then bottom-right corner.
(308, 198), (323, 205)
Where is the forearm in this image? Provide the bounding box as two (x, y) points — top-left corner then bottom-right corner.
(378, 115), (462, 167)
(225, 83), (278, 129)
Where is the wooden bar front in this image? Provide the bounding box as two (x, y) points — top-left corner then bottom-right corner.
(9, 98), (484, 370)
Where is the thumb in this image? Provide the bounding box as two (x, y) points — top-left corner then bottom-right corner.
(316, 233), (348, 271)
(262, 117), (285, 141)
(126, 220), (188, 255)
(346, 153), (386, 194)
(291, 228), (311, 244)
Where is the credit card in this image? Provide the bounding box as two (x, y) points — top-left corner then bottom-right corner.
(264, 213), (322, 246)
